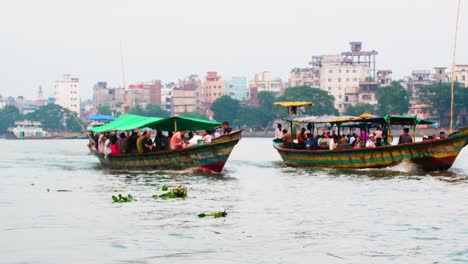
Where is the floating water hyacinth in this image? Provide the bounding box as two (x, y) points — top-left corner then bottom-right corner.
(198, 210), (227, 218)
(152, 185), (187, 199)
(112, 194), (135, 203)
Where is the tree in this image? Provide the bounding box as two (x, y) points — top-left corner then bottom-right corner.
(277, 86), (339, 115)
(234, 106), (265, 129)
(376, 81), (410, 115)
(97, 105), (112, 116)
(258, 91), (278, 125)
(128, 105), (145, 115)
(179, 111), (208, 119)
(210, 95), (241, 123)
(0, 105), (22, 133)
(419, 82), (466, 127)
(144, 104), (170, 117)
(345, 103), (378, 116)
(25, 104), (83, 132)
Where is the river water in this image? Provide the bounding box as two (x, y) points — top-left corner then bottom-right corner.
(1, 138), (467, 264)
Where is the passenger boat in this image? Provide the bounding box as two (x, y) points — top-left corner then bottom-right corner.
(273, 102), (468, 171)
(88, 114), (241, 172)
(6, 120), (55, 140)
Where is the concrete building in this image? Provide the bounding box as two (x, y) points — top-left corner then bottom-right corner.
(377, 70), (393, 86)
(406, 70), (434, 120)
(201, 72), (224, 105)
(224, 76), (248, 101)
(171, 86), (198, 116)
(92, 82), (126, 113)
(249, 71), (282, 94)
(161, 81), (175, 111)
(448, 65), (468, 88)
(128, 80), (162, 107)
(53, 74), (80, 115)
(289, 68), (320, 88)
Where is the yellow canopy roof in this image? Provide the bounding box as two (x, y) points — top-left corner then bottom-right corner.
(324, 116), (359, 123)
(273, 102), (314, 107)
(359, 113), (376, 119)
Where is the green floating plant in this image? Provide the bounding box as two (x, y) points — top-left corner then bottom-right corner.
(153, 185), (187, 199)
(198, 210), (227, 218)
(112, 194), (135, 203)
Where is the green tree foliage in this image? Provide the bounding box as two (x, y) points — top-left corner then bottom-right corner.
(97, 105), (112, 115)
(24, 104), (82, 132)
(210, 95), (240, 122)
(144, 104), (170, 117)
(376, 81), (410, 115)
(234, 106), (266, 129)
(128, 104), (169, 117)
(0, 105), (22, 133)
(419, 82), (467, 127)
(277, 86), (339, 115)
(345, 103), (378, 116)
(179, 111), (208, 119)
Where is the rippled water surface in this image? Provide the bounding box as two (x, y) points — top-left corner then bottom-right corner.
(1, 138), (468, 264)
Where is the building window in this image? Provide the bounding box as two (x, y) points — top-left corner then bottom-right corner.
(328, 79), (332, 82)
(353, 70), (356, 73)
(338, 78), (341, 82)
(328, 87), (332, 91)
(328, 70), (332, 73)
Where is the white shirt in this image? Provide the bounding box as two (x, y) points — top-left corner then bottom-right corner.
(202, 134), (212, 143)
(275, 128), (283, 139)
(366, 139), (376, 148)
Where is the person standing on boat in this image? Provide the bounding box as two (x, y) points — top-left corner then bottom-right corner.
(281, 129), (293, 148)
(297, 127), (306, 147)
(137, 131), (146, 154)
(274, 123), (283, 142)
(221, 121), (232, 134)
(398, 127), (412, 144)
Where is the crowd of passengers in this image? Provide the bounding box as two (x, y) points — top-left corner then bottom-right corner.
(89, 122), (233, 156)
(274, 123), (447, 150)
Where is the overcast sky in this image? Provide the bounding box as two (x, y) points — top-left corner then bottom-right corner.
(1, 0), (467, 100)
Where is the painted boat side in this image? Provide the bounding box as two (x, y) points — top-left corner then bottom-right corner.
(90, 138), (240, 172)
(274, 129), (468, 171)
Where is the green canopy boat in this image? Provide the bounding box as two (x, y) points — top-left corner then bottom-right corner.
(88, 115), (241, 172)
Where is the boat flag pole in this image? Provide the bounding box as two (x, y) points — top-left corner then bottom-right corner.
(450, 0), (461, 133)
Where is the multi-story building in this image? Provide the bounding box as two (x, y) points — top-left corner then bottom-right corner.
(161, 81), (175, 111)
(54, 74), (80, 115)
(128, 80), (162, 107)
(249, 71), (282, 94)
(201, 72), (224, 105)
(406, 70), (434, 119)
(92, 82), (126, 113)
(289, 68), (320, 88)
(171, 86), (198, 116)
(224, 76), (248, 101)
(376, 70), (393, 86)
(448, 65), (468, 88)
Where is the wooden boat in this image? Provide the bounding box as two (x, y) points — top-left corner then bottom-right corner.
(88, 114), (241, 172)
(274, 127), (468, 171)
(89, 134), (240, 172)
(273, 102), (468, 171)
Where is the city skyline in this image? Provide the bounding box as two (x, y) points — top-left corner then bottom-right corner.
(1, 0), (467, 100)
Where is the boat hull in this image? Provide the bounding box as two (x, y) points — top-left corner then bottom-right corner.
(274, 128), (468, 171)
(5, 132), (56, 140)
(89, 137), (240, 173)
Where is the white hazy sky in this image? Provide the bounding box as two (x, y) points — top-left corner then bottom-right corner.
(1, 0), (467, 100)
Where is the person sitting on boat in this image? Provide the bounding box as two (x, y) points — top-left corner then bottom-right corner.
(281, 129), (293, 148)
(154, 130), (168, 151)
(439, 131), (446, 139)
(98, 133), (106, 153)
(126, 131), (138, 153)
(116, 132), (126, 153)
(222, 121), (233, 134)
(297, 127), (306, 147)
(353, 137), (361, 149)
(329, 135), (339, 150)
(398, 127), (412, 144)
(170, 129), (188, 150)
(365, 135), (376, 148)
(304, 133), (314, 150)
(273, 123), (284, 142)
(110, 134), (119, 155)
(375, 127), (383, 140)
(375, 137), (383, 147)
(142, 131), (154, 153)
(201, 130), (212, 144)
(136, 131), (146, 154)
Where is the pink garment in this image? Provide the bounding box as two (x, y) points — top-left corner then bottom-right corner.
(110, 144), (119, 154)
(170, 132), (183, 150)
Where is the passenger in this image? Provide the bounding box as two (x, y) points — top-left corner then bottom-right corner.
(439, 131), (446, 139)
(353, 137), (361, 149)
(98, 133), (106, 153)
(297, 127), (306, 147)
(375, 127), (383, 140)
(116, 132), (126, 153)
(110, 134), (119, 154)
(281, 129), (293, 148)
(375, 137), (383, 147)
(170, 129), (188, 150)
(329, 135), (337, 150)
(154, 130), (168, 150)
(104, 133), (111, 158)
(201, 130), (212, 143)
(222, 121), (233, 134)
(398, 127), (413, 144)
(142, 131), (154, 153)
(274, 123), (284, 142)
(304, 133), (313, 150)
(126, 131), (138, 153)
(136, 131), (146, 154)
(422, 135), (429, 141)
(366, 135), (376, 148)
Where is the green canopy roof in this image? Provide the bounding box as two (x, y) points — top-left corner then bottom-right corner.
(89, 114), (163, 133)
(147, 116), (221, 131)
(89, 115), (220, 133)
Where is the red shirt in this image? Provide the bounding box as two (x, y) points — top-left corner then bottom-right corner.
(110, 144), (119, 154)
